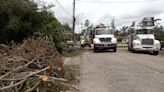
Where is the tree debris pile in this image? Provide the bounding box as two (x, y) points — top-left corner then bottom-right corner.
(0, 37), (69, 92)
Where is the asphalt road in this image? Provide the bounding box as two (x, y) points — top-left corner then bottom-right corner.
(66, 49), (164, 92)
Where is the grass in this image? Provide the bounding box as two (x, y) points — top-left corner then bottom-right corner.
(64, 65), (80, 84)
(117, 45), (128, 48)
(117, 44), (128, 48)
(63, 47), (85, 57)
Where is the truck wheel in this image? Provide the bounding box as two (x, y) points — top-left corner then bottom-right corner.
(113, 47), (117, 52)
(131, 48), (136, 53)
(128, 45), (131, 51)
(81, 44), (84, 47)
(94, 47), (98, 52)
(153, 51), (159, 55)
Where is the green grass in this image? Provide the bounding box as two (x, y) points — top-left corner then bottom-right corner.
(64, 65), (80, 84)
(117, 44), (128, 48)
(63, 47), (85, 57)
(117, 45), (128, 48)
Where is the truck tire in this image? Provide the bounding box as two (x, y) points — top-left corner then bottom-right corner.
(128, 45), (130, 51)
(81, 44), (84, 47)
(153, 51), (159, 55)
(131, 48), (136, 53)
(94, 47), (98, 52)
(113, 47), (117, 52)
(94, 44), (98, 52)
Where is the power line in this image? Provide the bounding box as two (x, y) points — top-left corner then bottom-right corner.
(55, 0), (72, 16)
(76, 0), (157, 4)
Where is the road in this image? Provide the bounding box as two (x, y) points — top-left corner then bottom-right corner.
(66, 49), (164, 92)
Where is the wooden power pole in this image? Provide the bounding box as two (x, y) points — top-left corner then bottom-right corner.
(72, 0), (76, 42)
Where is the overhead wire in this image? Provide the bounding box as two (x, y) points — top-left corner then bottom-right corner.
(55, 0), (83, 25)
(55, 0), (72, 16)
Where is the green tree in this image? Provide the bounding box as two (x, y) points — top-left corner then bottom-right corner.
(0, 0), (72, 53)
(0, 0), (38, 42)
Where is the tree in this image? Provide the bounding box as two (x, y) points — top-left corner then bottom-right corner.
(84, 19), (90, 27)
(0, 0), (40, 42)
(154, 26), (164, 40)
(0, 0), (72, 53)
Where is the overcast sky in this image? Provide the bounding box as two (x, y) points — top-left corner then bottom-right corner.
(44, 0), (164, 33)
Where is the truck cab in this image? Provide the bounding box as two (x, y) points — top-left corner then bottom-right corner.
(93, 26), (117, 52)
(128, 27), (161, 55)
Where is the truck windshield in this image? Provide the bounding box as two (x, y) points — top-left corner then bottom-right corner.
(95, 29), (113, 35)
(136, 29), (153, 34)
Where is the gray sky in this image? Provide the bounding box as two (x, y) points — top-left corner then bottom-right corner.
(44, 0), (164, 33)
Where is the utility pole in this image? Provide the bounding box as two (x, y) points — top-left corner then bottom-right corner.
(72, 0), (76, 42)
(111, 17), (115, 34)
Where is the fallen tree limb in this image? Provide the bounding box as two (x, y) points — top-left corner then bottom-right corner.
(35, 75), (67, 82)
(0, 67), (50, 81)
(25, 80), (42, 92)
(0, 67), (50, 91)
(0, 56), (40, 80)
(0, 78), (28, 91)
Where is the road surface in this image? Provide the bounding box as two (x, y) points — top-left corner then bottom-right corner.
(66, 49), (164, 92)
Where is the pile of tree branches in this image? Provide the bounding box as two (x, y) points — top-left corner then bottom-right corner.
(0, 37), (73, 92)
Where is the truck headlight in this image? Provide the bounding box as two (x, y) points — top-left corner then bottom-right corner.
(155, 42), (160, 47)
(154, 40), (160, 47)
(133, 40), (140, 46)
(155, 43), (160, 46)
(93, 38), (100, 44)
(134, 43), (140, 46)
(111, 38), (117, 43)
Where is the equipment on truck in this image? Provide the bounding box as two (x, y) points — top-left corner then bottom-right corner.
(93, 25), (117, 52)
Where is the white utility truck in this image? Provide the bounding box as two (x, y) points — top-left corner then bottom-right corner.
(128, 27), (161, 55)
(93, 25), (117, 52)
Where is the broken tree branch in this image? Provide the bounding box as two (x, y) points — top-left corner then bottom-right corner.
(25, 80), (42, 92)
(0, 78), (28, 91)
(0, 56), (40, 80)
(0, 67), (50, 81)
(35, 75), (67, 82)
